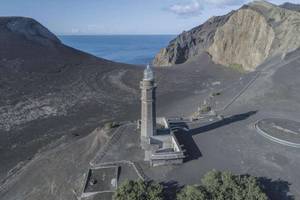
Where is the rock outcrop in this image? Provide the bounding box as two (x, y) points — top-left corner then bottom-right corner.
(207, 5), (275, 71)
(153, 1), (300, 71)
(152, 13), (233, 66)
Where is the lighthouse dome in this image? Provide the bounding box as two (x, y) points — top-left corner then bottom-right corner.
(143, 64), (154, 81)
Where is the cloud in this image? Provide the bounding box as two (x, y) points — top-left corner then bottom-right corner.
(71, 28), (80, 34)
(204, 0), (245, 6)
(168, 0), (203, 16)
(70, 24), (106, 34)
(167, 0), (245, 16)
(87, 24), (101, 31)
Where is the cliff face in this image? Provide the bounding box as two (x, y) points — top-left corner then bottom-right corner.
(153, 1), (300, 71)
(208, 7), (275, 71)
(153, 13), (233, 66)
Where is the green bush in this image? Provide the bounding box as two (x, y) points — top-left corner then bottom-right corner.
(104, 121), (120, 129)
(113, 171), (268, 200)
(177, 185), (208, 200)
(211, 92), (221, 97)
(113, 179), (163, 200)
(177, 170), (268, 200)
(200, 105), (211, 113)
(229, 63), (245, 73)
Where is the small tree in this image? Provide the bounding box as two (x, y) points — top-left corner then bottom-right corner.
(202, 170), (268, 200)
(177, 170), (268, 200)
(177, 185), (208, 200)
(199, 105), (211, 113)
(104, 121), (120, 130)
(113, 179), (163, 200)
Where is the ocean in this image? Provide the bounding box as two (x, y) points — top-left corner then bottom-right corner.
(58, 35), (175, 65)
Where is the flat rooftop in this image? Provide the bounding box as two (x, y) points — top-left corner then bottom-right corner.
(82, 166), (118, 198)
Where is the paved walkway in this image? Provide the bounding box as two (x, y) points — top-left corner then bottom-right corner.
(218, 52), (300, 113)
(89, 123), (148, 180)
(90, 125), (128, 166)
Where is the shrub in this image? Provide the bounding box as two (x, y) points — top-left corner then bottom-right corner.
(104, 121), (120, 129)
(229, 63), (245, 73)
(113, 179), (163, 200)
(177, 185), (208, 200)
(177, 170), (268, 200)
(199, 105), (211, 113)
(211, 92), (221, 97)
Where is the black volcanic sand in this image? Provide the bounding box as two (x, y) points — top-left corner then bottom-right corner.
(2, 47), (300, 200)
(0, 40), (242, 200)
(2, 17), (300, 199)
(103, 50), (300, 200)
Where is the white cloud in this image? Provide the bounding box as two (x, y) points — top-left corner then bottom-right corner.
(69, 25), (107, 34)
(204, 0), (245, 6)
(71, 28), (80, 34)
(87, 24), (99, 31)
(168, 0), (203, 16)
(167, 0), (246, 16)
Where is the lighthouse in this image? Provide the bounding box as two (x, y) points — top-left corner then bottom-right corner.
(140, 65), (157, 146)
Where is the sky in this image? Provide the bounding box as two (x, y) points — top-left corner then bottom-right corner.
(0, 0), (299, 35)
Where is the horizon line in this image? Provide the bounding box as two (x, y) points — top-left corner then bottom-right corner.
(57, 34), (178, 36)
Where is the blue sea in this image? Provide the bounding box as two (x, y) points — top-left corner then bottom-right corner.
(58, 35), (175, 65)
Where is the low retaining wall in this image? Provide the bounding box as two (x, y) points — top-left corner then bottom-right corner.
(255, 121), (300, 148)
(150, 132), (185, 167)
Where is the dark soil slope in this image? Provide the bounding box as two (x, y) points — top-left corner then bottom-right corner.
(0, 17), (241, 186)
(2, 15), (300, 200)
(0, 17), (141, 180)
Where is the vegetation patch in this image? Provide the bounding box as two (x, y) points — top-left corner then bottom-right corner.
(199, 105), (212, 114)
(177, 170), (268, 200)
(113, 170), (268, 200)
(104, 121), (120, 130)
(113, 179), (163, 200)
(211, 92), (221, 97)
(229, 63), (246, 73)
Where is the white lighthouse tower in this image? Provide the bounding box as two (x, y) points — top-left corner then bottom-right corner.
(140, 65), (157, 147)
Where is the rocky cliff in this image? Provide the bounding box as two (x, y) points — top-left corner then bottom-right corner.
(153, 1), (300, 71)
(152, 13), (233, 66)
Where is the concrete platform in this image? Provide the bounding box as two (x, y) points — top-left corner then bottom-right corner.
(256, 118), (300, 148)
(81, 166), (118, 199)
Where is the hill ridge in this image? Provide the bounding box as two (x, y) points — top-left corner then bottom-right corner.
(153, 1), (300, 71)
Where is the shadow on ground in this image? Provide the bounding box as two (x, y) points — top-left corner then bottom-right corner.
(172, 111), (257, 162)
(258, 177), (294, 200)
(173, 129), (202, 162)
(160, 180), (183, 200)
(189, 110), (257, 136)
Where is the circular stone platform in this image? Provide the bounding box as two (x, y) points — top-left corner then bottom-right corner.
(255, 118), (300, 148)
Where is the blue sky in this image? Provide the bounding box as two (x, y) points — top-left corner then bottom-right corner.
(0, 0), (299, 35)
